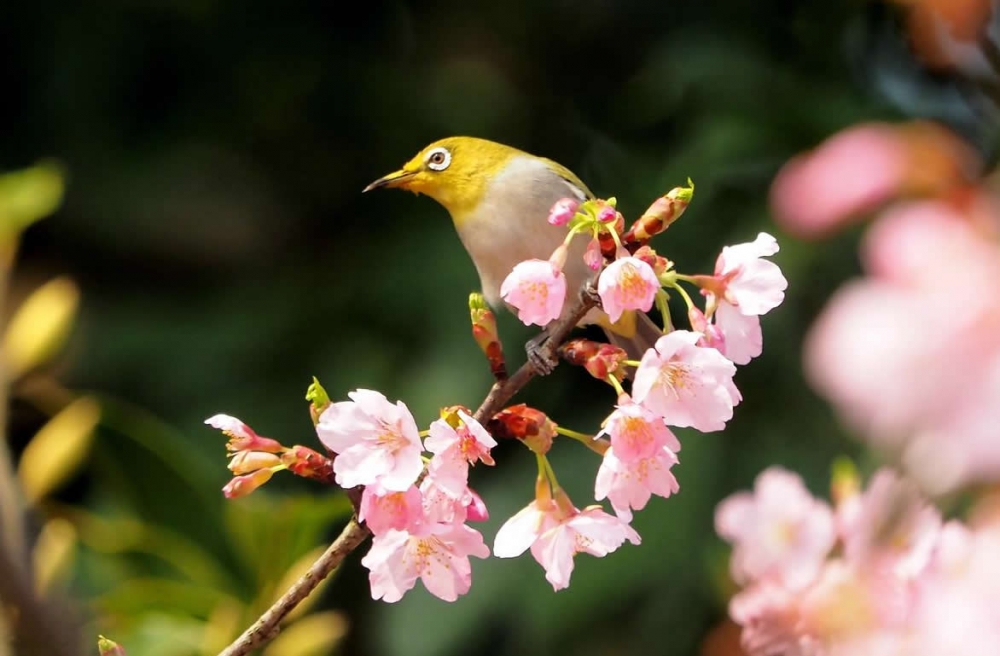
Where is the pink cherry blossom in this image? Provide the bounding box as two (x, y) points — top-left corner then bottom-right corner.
(419, 471), (469, 524)
(597, 399), (680, 461)
(493, 499), (560, 559)
(499, 259), (567, 326)
(422, 411), (496, 499)
(494, 499), (640, 591)
(714, 233), (788, 316)
(597, 256), (660, 322)
(632, 331), (742, 432)
(424, 411), (496, 466)
(359, 484), (424, 535)
(715, 467), (836, 590)
(315, 389), (423, 491)
(547, 198), (579, 226)
(594, 445), (679, 521)
(362, 522), (490, 603)
(713, 301), (763, 365)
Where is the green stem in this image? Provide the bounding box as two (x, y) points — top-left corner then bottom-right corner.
(655, 289), (673, 332)
(538, 454), (562, 491)
(608, 375), (625, 397)
(670, 282), (697, 312)
(555, 426), (594, 442)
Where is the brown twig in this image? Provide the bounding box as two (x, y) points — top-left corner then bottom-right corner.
(0, 545), (84, 656)
(217, 519), (370, 656)
(217, 277), (599, 656)
(473, 277), (600, 423)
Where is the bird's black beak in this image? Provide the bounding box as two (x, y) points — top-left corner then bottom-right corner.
(363, 169), (415, 192)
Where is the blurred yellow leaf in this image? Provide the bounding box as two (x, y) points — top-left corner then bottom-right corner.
(270, 546), (330, 622)
(0, 161), (65, 235)
(18, 396), (100, 503)
(199, 599), (243, 655)
(3, 276), (80, 378)
(261, 612), (348, 656)
(33, 517), (77, 594)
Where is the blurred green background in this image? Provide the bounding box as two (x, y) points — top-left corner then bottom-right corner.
(2, 1), (992, 655)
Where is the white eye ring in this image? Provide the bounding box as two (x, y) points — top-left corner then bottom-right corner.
(426, 147), (452, 171)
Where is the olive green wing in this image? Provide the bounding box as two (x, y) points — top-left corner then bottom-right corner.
(540, 157), (595, 200)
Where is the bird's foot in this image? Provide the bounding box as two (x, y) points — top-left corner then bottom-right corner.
(581, 280), (602, 308)
(526, 331), (558, 376)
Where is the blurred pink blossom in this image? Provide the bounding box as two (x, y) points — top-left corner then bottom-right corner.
(805, 204), (1000, 493)
(771, 124), (907, 237)
(718, 466), (1000, 656)
(716, 467), (836, 590)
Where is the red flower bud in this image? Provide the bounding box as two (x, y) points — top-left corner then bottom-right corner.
(488, 404), (557, 455)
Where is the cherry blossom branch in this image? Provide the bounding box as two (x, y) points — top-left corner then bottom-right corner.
(217, 518), (370, 656)
(216, 278), (599, 656)
(472, 277), (600, 424)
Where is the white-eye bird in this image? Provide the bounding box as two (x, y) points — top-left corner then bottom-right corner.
(364, 136), (661, 360)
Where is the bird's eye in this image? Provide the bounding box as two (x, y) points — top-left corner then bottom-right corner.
(426, 147), (452, 171)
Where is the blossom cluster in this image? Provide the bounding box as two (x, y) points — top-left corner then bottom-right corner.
(717, 465), (1000, 656)
(500, 189), (786, 366)
(205, 185), (790, 602)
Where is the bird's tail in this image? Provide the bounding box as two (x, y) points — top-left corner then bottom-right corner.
(600, 310), (663, 364)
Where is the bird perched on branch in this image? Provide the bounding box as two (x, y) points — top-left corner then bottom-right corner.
(364, 136), (661, 362)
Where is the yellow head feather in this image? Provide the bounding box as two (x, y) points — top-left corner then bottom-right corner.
(364, 136), (593, 227)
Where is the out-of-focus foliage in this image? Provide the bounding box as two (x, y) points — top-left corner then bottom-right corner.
(2, 0), (992, 655)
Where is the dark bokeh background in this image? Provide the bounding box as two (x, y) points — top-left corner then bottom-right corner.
(2, 1), (992, 655)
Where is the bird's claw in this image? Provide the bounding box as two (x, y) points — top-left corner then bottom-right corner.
(581, 281), (602, 308)
(526, 332), (558, 376)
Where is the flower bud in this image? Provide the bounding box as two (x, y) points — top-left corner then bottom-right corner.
(598, 213), (626, 261)
(223, 468), (274, 499)
(281, 445), (336, 483)
(547, 198), (579, 226)
(465, 489), (490, 522)
(229, 451), (282, 475)
(559, 338), (628, 382)
(688, 307), (725, 352)
(830, 457), (860, 507)
(623, 180), (694, 244)
(98, 636), (128, 656)
(306, 377), (332, 425)
(469, 293), (506, 380)
(488, 404), (557, 455)
(632, 245), (673, 276)
(206, 414), (284, 453)
(583, 238), (603, 271)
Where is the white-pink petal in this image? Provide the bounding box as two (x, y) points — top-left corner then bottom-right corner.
(499, 259), (567, 326)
